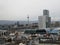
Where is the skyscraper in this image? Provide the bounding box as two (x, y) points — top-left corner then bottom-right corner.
(43, 10), (49, 17)
(38, 10), (51, 29)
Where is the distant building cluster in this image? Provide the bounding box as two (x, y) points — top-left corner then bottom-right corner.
(0, 10), (60, 30)
(0, 22), (38, 31)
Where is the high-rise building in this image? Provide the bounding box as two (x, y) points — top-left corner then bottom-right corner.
(43, 10), (49, 17)
(38, 10), (51, 29)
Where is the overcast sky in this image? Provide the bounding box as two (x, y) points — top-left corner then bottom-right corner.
(0, 0), (60, 21)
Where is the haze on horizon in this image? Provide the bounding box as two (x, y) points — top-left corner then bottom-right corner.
(0, 0), (60, 21)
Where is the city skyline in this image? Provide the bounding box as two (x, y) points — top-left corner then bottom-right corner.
(0, 0), (60, 21)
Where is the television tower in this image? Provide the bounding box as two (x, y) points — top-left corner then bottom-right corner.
(27, 15), (29, 28)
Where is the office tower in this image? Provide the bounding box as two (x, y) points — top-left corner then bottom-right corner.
(43, 10), (49, 17)
(38, 10), (51, 29)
